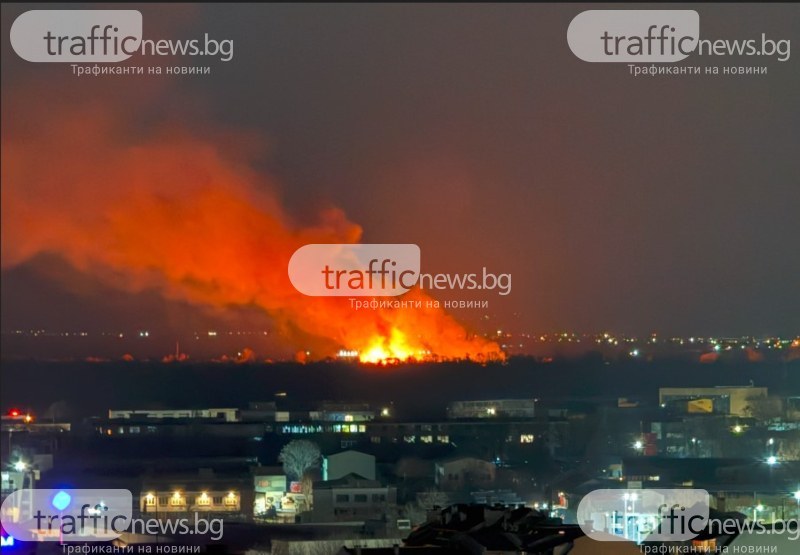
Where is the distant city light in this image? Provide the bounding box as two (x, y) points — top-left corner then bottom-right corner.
(13, 461), (27, 472)
(633, 440), (643, 450)
(766, 456), (778, 466)
(732, 425), (743, 434)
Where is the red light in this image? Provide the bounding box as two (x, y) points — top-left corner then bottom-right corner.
(9, 409), (20, 417)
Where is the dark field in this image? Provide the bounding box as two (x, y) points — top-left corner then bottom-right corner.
(2, 357), (798, 420)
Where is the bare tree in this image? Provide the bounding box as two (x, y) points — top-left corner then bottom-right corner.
(279, 439), (321, 483)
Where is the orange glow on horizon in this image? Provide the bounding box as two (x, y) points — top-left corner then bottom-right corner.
(1, 93), (506, 365)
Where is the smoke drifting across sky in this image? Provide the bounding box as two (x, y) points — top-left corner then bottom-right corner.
(2, 3), (799, 351)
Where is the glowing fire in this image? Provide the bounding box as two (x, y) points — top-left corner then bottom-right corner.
(359, 328), (415, 364)
(1, 86), (506, 364)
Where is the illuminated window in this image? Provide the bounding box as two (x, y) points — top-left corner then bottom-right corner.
(196, 494), (210, 506)
(421, 435), (433, 443)
(224, 493), (237, 506)
(404, 435), (416, 443)
(144, 494), (156, 506)
(169, 493), (184, 506)
(358, 424), (366, 433)
(520, 434), (534, 443)
(437, 435), (449, 443)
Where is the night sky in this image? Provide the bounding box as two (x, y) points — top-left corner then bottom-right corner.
(1, 3), (798, 353)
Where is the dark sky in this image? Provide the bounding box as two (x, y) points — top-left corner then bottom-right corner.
(1, 3), (799, 345)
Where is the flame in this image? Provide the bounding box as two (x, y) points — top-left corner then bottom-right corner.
(1, 87), (505, 363)
(359, 328), (415, 364)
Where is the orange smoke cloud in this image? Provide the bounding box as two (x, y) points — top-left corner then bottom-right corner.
(1, 91), (502, 363)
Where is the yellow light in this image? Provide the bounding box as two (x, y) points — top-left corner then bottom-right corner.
(173, 491), (181, 499)
(358, 328), (414, 364)
(228, 491), (236, 498)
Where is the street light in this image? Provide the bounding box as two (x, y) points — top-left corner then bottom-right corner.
(13, 461), (27, 472)
(766, 455), (778, 466)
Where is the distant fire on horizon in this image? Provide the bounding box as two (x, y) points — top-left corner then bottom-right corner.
(1, 90), (503, 365)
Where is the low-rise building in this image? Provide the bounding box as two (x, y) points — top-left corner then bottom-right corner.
(140, 468), (252, 519)
(109, 408), (239, 422)
(324, 450), (376, 481)
(658, 386), (768, 417)
(311, 473), (397, 523)
(447, 399), (536, 420)
(435, 457), (496, 492)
